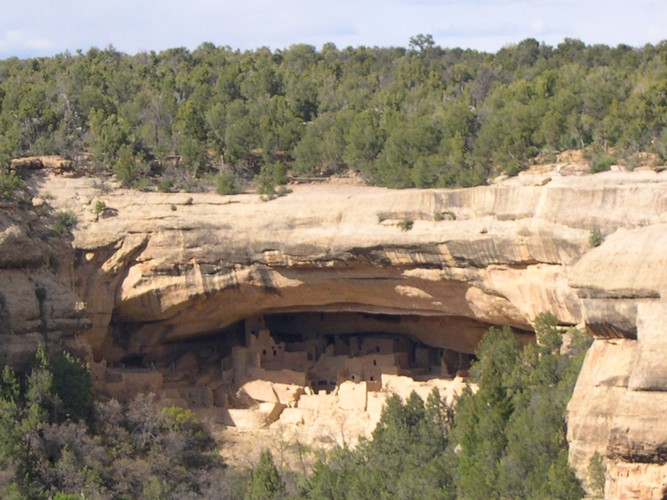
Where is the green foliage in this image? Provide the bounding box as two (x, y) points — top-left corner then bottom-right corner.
(52, 210), (77, 236)
(93, 200), (107, 220)
(450, 317), (590, 499)
(93, 199), (106, 215)
(215, 169), (238, 195)
(51, 221), (66, 236)
(113, 144), (147, 187)
(0, 320), (593, 498)
(0, 171), (25, 201)
(376, 212), (390, 223)
(591, 154), (615, 173)
(53, 493), (81, 500)
(157, 178), (175, 193)
(397, 217), (414, 231)
(434, 210), (456, 221)
(304, 389), (454, 499)
(504, 161), (526, 177)
(0, 346), (223, 498)
(51, 351), (93, 423)
(0, 39), (663, 189)
(255, 161), (290, 199)
(589, 227), (604, 247)
(587, 451), (606, 498)
(301, 315), (590, 499)
(534, 310), (563, 354)
(245, 449), (285, 500)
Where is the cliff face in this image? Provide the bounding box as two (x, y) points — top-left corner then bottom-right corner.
(0, 198), (90, 369)
(2, 169), (667, 495)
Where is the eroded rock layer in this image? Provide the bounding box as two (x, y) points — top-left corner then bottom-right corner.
(0, 199), (90, 369)
(3, 169), (667, 495)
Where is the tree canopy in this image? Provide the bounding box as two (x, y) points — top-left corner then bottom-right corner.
(303, 313), (593, 499)
(0, 314), (594, 498)
(1, 38), (666, 189)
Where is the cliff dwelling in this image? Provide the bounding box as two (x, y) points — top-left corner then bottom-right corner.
(94, 308), (515, 433)
(5, 167), (667, 493)
(97, 310), (494, 395)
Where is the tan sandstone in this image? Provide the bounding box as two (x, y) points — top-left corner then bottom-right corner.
(3, 169), (667, 493)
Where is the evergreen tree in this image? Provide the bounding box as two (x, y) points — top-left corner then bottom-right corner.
(245, 449), (286, 500)
(450, 317), (589, 499)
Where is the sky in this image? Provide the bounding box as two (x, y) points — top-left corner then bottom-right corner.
(1, 0), (666, 59)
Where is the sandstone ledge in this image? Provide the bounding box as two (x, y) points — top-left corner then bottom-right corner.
(1, 169), (666, 493)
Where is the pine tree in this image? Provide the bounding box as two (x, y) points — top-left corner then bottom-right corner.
(245, 449), (286, 500)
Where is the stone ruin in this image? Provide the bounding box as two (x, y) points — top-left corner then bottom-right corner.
(92, 313), (471, 438)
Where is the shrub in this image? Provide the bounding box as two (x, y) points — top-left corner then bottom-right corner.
(51, 351), (93, 423)
(52, 210), (77, 235)
(245, 449), (285, 500)
(434, 210), (456, 221)
(93, 200), (107, 220)
(397, 218), (414, 231)
(504, 162), (525, 177)
(255, 162), (289, 199)
(587, 452), (605, 498)
(157, 179), (174, 193)
(255, 164), (276, 195)
(52, 221), (66, 236)
(216, 170), (238, 195)
(113, 145), (147, 187)
(0, 171), (25, 201)
(377, 212), (390, 223)
(55, 210), (77, 228)
(591, 155), (614, 174)
(589, 228), (603, 247)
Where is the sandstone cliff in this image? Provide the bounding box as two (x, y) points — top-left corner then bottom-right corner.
(3, 168), (667, 496)
(0, 197), (89, 368)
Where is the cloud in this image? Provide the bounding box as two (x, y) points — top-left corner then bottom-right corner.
(1, 0), (667, 58)
(0, 30), (55, 55)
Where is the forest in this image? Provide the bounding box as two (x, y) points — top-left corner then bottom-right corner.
(0, 36), (666, 191)
(0, 314), (595, 499)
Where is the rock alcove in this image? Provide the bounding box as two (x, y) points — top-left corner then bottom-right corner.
(99, 303), (532, 405)
(8, 169), (667, 492)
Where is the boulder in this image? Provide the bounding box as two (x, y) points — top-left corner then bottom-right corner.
(239, 380), (279, 403)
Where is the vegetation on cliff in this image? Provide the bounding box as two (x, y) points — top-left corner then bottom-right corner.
(0, 346), (225, 499)
(0, 313), (592, 498)
(300, 312), (591, 499)
(1, 38), (666, 190)
(0, 170), (25, 201)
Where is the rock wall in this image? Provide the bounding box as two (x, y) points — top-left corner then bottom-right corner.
(3, 168), (667, 496)
(0, 199), (90, 368)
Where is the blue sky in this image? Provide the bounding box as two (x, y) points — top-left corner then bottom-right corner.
(1, 0), (666, 58)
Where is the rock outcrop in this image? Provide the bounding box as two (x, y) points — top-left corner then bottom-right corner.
(3, 168), (667, 496)
(0, 198), (89, 369)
